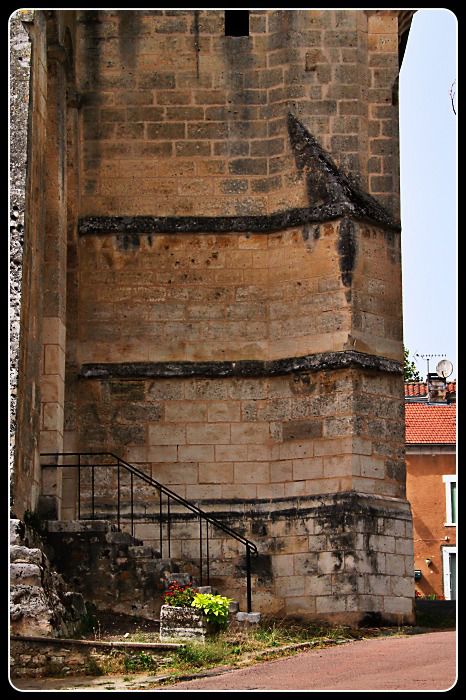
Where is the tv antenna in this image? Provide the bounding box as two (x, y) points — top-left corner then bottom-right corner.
(414, 353), (446, 377)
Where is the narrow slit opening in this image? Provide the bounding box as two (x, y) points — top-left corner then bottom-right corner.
(225, 10), (249, 37)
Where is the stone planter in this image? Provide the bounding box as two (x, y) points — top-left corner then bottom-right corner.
(159, 605), (211, 642)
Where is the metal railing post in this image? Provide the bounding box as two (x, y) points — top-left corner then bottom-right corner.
(246, 545), (252, 613)
(206, 522), (210, 585)
(91, 460), (95, 520)
(130, 472), (134, 537)
(117, 458), (121, 531)
(167, 497), (171, 558)
(199, 514), (203, 585)
(159, 488), (163, 557)
(77, 454), (81, 519)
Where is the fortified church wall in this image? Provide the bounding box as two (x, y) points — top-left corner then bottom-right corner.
(11, 10), (415, 624)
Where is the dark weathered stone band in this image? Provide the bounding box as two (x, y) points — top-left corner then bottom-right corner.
(78, 203), (401, 237)
(80, 350), (403, 380)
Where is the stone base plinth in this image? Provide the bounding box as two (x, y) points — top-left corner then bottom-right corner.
(151, 492), (415, 626)
(159, 605), (209, 641)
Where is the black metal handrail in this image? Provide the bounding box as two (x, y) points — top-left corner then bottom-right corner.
(40, 451), (258, 612)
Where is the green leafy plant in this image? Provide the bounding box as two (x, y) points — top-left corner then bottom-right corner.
(123, 651), (156, 673)
(191, 592), (232, 628)
(162, 580), (198, 607)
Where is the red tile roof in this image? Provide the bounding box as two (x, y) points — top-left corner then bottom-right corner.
(404, 381), (456, 398)
(405, 403), (456, 444)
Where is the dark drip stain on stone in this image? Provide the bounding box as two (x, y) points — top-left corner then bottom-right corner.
(117, 11), (141, 70)
(302, 223), (320, 252)
(337, 217), (357, 287)
(193, 10), (200, 78)
(116, 233), (140, 251)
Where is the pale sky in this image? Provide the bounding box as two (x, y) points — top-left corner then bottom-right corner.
(399, 9), (457, 380)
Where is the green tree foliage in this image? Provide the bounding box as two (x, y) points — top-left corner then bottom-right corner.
(404, 347), (421, 381)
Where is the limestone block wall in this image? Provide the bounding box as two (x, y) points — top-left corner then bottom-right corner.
(10, 9), (79, 518)
(75, 225), (351, 366)
(69, 368), (404, 505)
(76, 9), (401, 219)
(59, 365), (411, 622)
(73, 220), (401, 368)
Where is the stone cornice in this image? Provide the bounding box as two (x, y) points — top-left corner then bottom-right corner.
(78, 203), (401, 237)
(80, 350), (403, 380)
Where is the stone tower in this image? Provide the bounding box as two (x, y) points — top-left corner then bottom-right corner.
(11, 10), (415, 624)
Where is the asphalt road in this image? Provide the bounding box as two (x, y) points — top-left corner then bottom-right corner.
(11, 630), (456, 692)
(168, 630), (457, 692)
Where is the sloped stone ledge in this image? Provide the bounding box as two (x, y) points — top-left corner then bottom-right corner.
(80, 350), (403, 380)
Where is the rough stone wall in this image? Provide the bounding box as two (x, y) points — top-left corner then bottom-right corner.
(10, 10), (48, 517)
(43, 521), (165, 619)
(10, 520), (87, 638)
(10, 638), (173, 679)
(9, 11), (33, 483)
(76, 10), (400, 219)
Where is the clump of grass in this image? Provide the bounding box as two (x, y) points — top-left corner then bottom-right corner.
(175, 640), (230, 669)
(123, 651), (157, 673)
(84, 657), (104, 676)
(160, 620), (359, 680)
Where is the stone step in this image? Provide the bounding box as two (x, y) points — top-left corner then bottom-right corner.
(127, 545), (161, 559)
(235, 611), (261, 624)
(229, 600), (240, 614)
(10, 519), (23, 545)
(196, 585), (216, 595)
(162, 572), (193, 587)
(10, 545), (43, 566)
(10, 562), (43, 587)
(106, 531), (145, 545)
(46, 519), (115, 534)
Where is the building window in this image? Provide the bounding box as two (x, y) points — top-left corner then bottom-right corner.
(225, 10), (249, 37)
(442, 546), (456, 600)
(443, 475), (457, 526)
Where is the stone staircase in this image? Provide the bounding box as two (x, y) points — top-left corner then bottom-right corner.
(42, 520), (174, 621)
(10, 516), (259, 653)
(40, 519), (247, 624)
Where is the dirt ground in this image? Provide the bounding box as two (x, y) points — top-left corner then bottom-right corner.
(80, 611), (161, 641)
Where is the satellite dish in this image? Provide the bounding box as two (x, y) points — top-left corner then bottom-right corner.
(436, 359), (453, 379)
